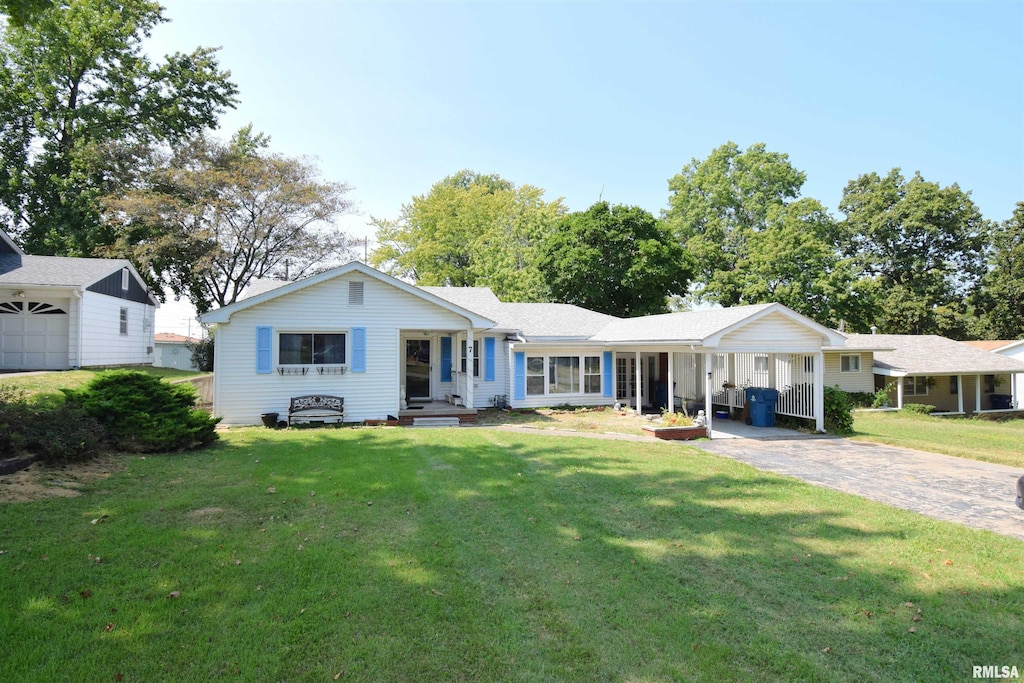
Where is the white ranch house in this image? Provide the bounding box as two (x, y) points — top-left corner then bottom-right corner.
(0, 230), (157, 370)
(201, 262), (901, 434)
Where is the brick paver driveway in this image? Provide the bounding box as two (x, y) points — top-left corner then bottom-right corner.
(693, 436), (1024, 541)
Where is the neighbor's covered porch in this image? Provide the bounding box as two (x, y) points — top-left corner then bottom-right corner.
(877, 371), (1018, 415)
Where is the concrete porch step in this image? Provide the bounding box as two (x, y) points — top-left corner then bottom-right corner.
(412, 417), (462, 428)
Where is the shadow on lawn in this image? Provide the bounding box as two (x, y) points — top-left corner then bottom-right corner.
(217, 428), (1024, 681)
(5, 427), (1021, 681)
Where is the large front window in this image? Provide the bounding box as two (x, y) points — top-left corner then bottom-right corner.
(548, 356), (580, 394)
(279, 333), (346, 365)
(527, 354), (602, 396)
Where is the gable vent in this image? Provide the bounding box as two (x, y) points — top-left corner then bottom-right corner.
(348, 281), (364, 306)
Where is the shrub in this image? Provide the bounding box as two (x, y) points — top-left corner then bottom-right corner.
(902, 403), (935, 415)
(846, 391), (876, 409)
(189, 336), (215, 372)
(24, 402), (103, 464)
(871, 382), (896, 408)
(823, 385), (854, 434)
(660, 410), (694, 426)
(0, 385), (103, 463)
(63, 370), (219, 453)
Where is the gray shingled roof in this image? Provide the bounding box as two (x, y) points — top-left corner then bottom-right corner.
(241, 277), (291, 299)
(422, 286), (618, 338)
(845, 334), (1024, 374)
(0, 254), (129, 287)
(591, 303), (776, 342)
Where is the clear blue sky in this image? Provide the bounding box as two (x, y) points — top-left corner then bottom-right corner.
(144, 0), (1022, 343)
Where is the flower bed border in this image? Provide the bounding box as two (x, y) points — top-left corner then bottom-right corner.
(641, 425), (708, 441)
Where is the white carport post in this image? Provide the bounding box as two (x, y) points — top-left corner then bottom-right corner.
(465, 328), (475, 409)
(667, 351), (675, 412)
(704, 352), (714, 435)
(814, 350), (825, 432)
(975, 374), (982, 413)
(635, 351), (642, 413)
(896, 378), (904, 409)
(957, 375), (964, 414)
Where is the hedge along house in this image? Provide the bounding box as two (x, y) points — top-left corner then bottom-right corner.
(201, 261), (852, 434)
(846, 334), (1024, 414)
(0, 230), (157, 370)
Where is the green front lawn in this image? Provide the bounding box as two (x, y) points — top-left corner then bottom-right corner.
(0, 366), (204, 403)
(853, 411), (1024, 468)
(2, 428), (1021, 681)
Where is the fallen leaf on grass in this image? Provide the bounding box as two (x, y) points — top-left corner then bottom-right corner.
(104, 623), (116, 632)
(266, 486), (276, 494)
(168, 591), (180, 599)
(912, 614), (921, 622)
(333, 672), (344, 680)
(90, 515), (108, 525)
(944, 559), (953, 566)
(908, 627), (916, 633)
(822, 647), (832, 654)
(80, 590), (92, 599)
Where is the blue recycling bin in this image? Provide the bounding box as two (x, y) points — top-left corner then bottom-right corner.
(745, 387), (779, 428)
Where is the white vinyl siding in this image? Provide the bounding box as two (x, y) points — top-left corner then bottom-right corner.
(211, 273), (475, 425)
(716, 312), (825, 352)
(79, 291), (155, 367)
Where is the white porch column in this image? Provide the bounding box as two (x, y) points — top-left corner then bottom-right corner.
(896, 378), (904, 409)
(814, 351), (825, 432)
(465, 328), (475, 409)
(768, 353), (777, 390)
(975, 374), (982, 413)
(957, 375), (964, 414)
(667, 351), (675, 412)
(635, 351), (642, 413)
(704, 353), (714, 435)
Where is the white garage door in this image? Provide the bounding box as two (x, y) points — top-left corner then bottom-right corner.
(0, 300), (70, 370)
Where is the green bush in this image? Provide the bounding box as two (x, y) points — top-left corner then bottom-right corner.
(63, 370), (219, 453)
(24, 402), (103, 464)
(871, 382), (896, 408)
(902, 403), (935, 415)
(823, 385), (854, 434)
(0, 384), (103, 463)
(846, 391), (876, 408)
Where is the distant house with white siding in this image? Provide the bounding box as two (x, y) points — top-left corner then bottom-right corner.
(153, 333), (203, 371)
(200, 261), (884, 433)
(0, 230), (157, 370)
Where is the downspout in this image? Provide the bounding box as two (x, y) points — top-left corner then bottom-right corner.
(72, 289), (83, 369)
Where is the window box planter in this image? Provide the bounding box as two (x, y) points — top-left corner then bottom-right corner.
(641, 425), (708, 441)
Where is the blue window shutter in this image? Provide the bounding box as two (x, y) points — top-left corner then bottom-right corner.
(352, 327), (366, 373)
(256, 326), (272, 374)
(484, 337), (496, 381)
(440, 336), (452, 382)
(602, 351), (613, 398)
(513, 352), (526, 401)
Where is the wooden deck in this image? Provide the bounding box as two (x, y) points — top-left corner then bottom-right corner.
(398, 400), (477, 426)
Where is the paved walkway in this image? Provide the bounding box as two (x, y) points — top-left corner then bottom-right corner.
(693, 436), (1024, 542)
(485, 425), (1024, 542)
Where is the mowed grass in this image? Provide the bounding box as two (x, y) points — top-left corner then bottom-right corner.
(853, 411), (1024, 468)
(0, 367), (205, 404)
(2, 428), (1022, 681)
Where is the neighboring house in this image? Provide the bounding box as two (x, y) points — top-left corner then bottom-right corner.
(153, 333), (203, 371)
(848, 334), (1024, 414)
(964, 339), (1024, 407)
(0, 230), (157, 370)
(199, 262), (852, 432)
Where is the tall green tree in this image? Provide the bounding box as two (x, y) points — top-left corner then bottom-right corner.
(662, 142), (808, 305)
(730, 198), (871, 329)
(0, 0), (237, 255)
(103, 127), (355, 314)
(837, 169), (990, 336)
(370, 170), (565, 301)
(537, 201), (690, 317)
(973, 202), (1024, 339)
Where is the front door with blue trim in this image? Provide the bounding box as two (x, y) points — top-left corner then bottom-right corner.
(405, 339), (431, 400)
